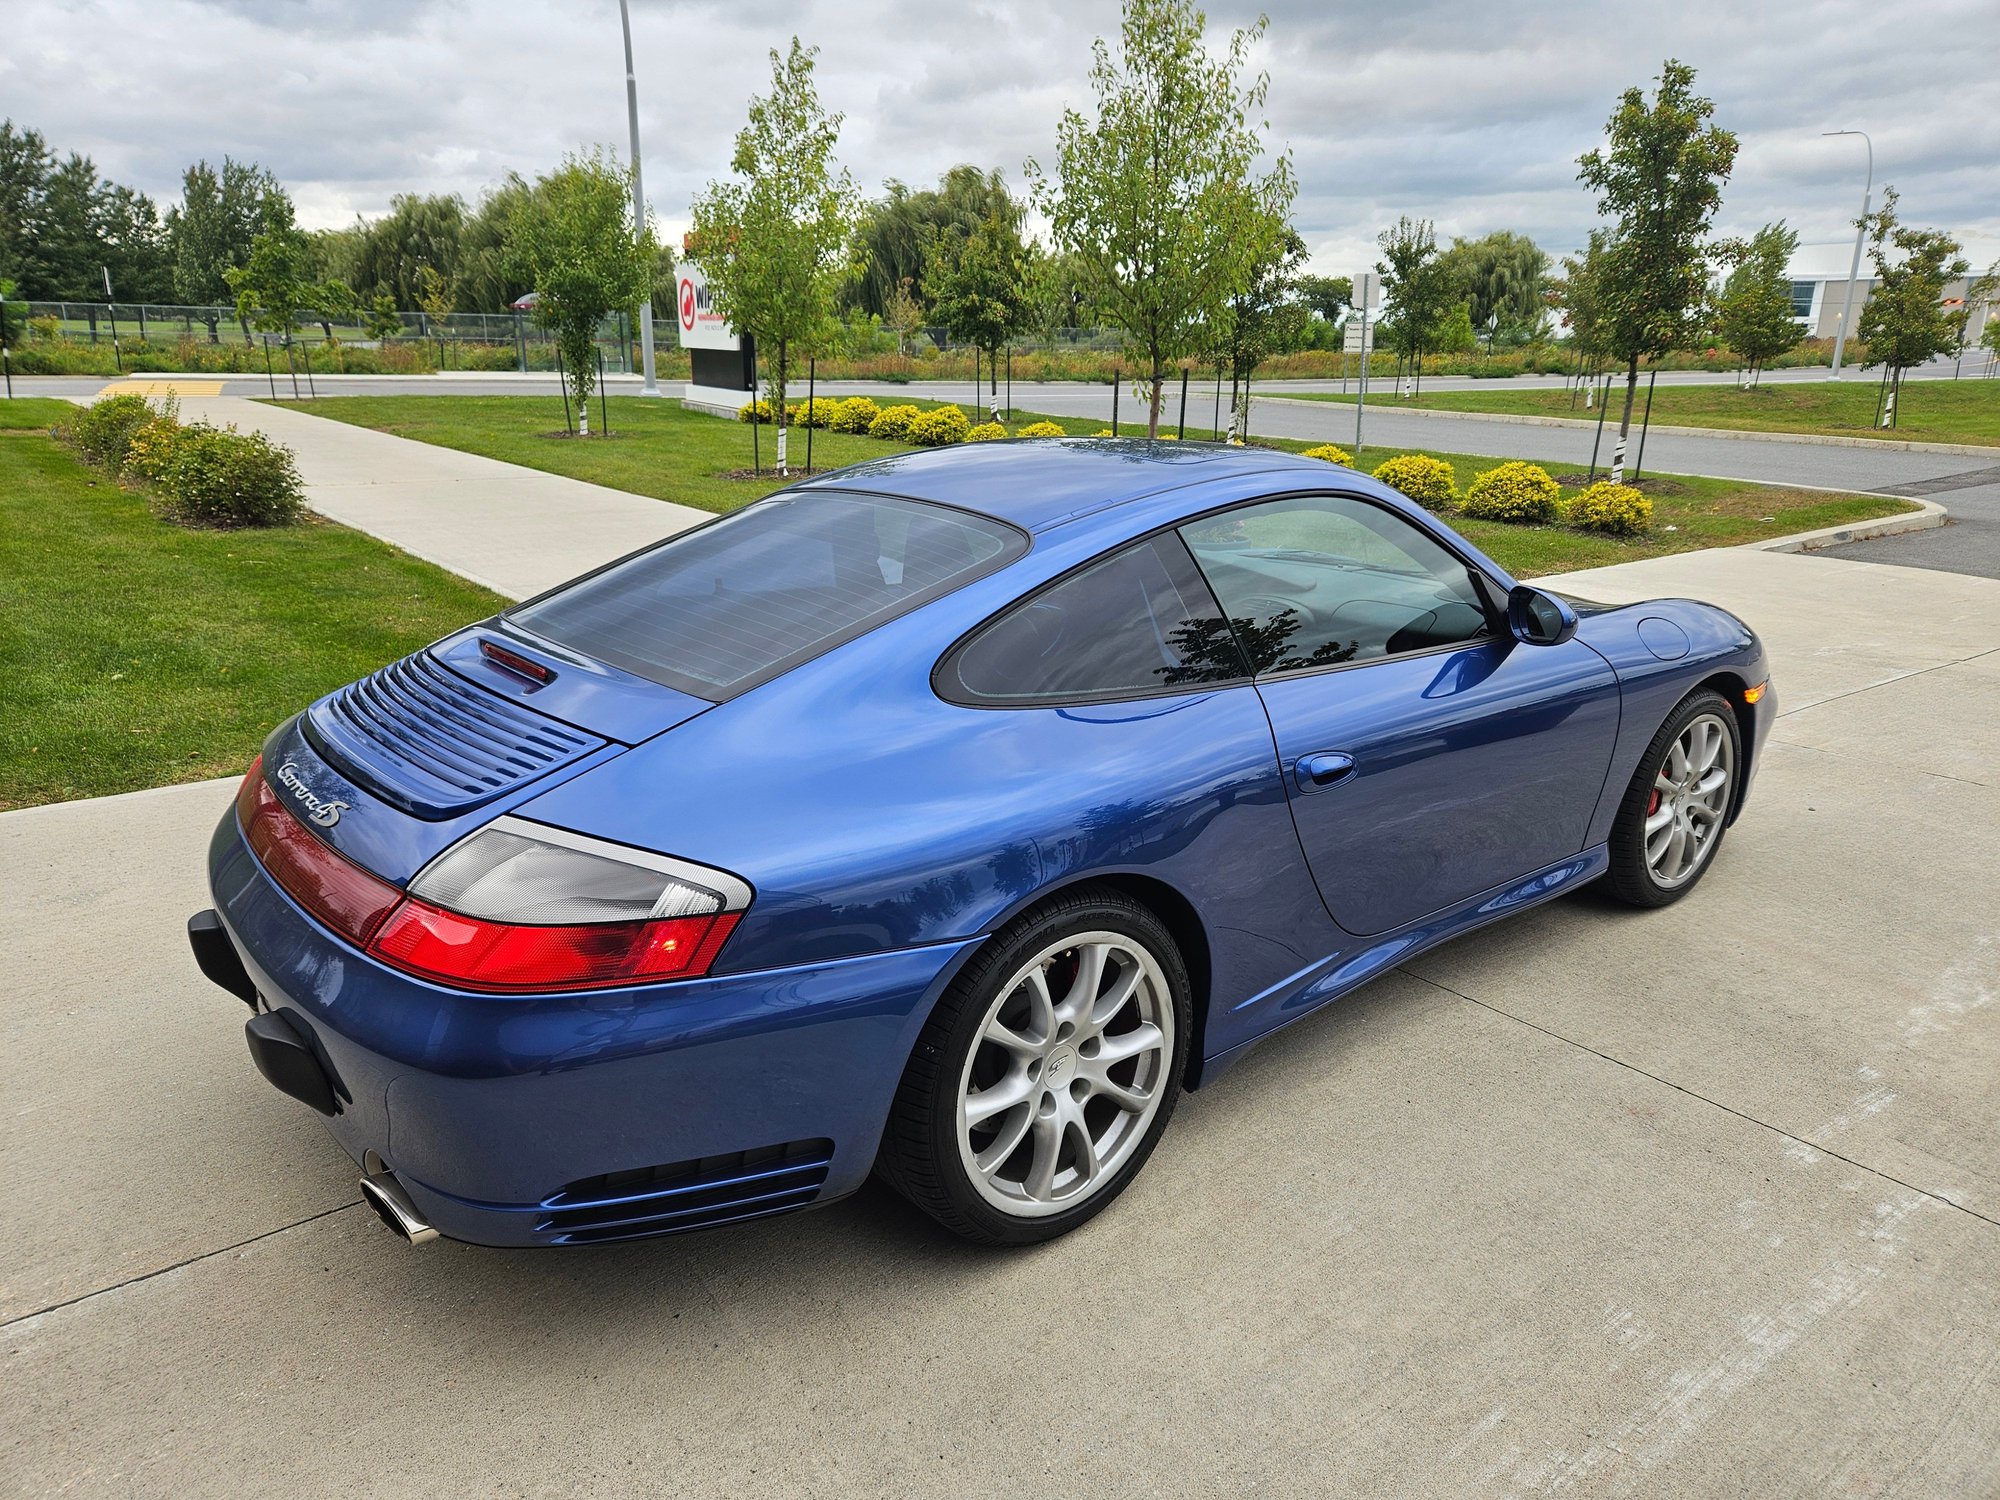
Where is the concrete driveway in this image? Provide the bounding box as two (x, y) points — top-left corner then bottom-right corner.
(4, 548), (1997, 1497)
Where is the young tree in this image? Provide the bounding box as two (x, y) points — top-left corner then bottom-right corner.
(1856, 188), (1970, 426)
(362, 293), (404, 342)
(1028, 0), (1296, 437)
(690, 38), (860, 473)
(1714, 221), (1801, 385)
(1375, 216), (1456, 397)
(1576, 59), (1737, 480)
(883, 276), (925, 355)
(505, 148), (656, 436)
(1212, 222), (1309, 438)
(414, 263), (455, 364)
(225, 227), (349, 339)
(923, 202), (1031, 406)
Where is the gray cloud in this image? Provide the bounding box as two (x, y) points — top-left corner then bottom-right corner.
(5, 0), (1994, 273)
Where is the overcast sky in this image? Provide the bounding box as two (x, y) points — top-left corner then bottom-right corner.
(9, 0), (1998, 276)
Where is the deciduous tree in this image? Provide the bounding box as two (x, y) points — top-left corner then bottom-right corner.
(505, 148), (656, 436)
(923, 200), (1031, 404)
(1029, 0), (1296, 437)
(1375, 216), (1456, 397)
(169, 157), (293, 339)
(1714, 221), (1801, 384)
(1576, 59), (1737, 480)
(1438, 230), (1548, 347)
(1212, 223), (1309, 438)
(1855, 188), (1969, 427)
(690, 38), (860, 471)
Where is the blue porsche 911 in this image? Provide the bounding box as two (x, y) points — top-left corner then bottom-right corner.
(191, 438), (1772, 1247)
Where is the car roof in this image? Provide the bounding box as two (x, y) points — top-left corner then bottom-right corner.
(791, 437), (1337, 533)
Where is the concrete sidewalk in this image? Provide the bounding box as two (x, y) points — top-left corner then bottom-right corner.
(176, 395), (710, 599)
(5, 547), (1997, 1497)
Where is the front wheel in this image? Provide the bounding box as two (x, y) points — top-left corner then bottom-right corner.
(877, 888), (1189, 1245)
(1605, 688), (1741, 907)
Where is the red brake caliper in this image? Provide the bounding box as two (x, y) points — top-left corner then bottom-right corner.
(1647, 780), (1663, 816)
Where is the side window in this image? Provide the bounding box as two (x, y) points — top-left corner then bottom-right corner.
(1179, 495), (1494, 674)
(940, 534), (1247, 704)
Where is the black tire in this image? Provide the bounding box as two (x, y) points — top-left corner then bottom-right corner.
(876, 886), (1191, 1245)
(1605, 687), (1741, 908)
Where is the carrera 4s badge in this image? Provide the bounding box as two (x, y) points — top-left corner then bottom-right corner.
(274, 760), (349, 828)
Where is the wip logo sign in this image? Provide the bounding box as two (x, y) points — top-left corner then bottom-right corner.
(679, 277), (697, 333)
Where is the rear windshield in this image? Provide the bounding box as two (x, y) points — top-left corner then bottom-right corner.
(508, 491), (1023, 699)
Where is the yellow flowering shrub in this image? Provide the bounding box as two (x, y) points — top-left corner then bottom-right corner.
(1567, 481), (1653, 536)
(1461, 461), (1561, 523)
(867, 404), (923, 441)
(828, 396), (879, 433)
(908, 406), (972, 446)
(1369, 454), (1457, 510)
(1301, 443), (1352, 466)
(966, 421), (1008, 442)
(737, 399), (774, 424)
(1017, 420), (1067, 438)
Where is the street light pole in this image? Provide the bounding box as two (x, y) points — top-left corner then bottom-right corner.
(1823, 129), (1872, 381)
(619, 0), (661, 396)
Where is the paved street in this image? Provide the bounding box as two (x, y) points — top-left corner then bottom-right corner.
(5, 543), (1997, 1497)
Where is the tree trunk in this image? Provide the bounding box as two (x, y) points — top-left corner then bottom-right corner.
(1610, 356), (1640, 483)
(1148, 353), (1164, 438)
(775, 340), (789, 476)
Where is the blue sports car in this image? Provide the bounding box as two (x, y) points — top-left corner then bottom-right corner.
(191, 439), (1772, 1247)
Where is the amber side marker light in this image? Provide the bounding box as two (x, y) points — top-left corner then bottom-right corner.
(1743, 681), (1768, 704)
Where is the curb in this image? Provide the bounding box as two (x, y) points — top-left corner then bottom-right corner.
(1257, 396), (2000, 458)
(1743, 497), (1950, 554)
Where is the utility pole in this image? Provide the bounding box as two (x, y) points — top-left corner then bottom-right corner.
(619, 0), (660, 396)
(1823, 129), (1872, 380)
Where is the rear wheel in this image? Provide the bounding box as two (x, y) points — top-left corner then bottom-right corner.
(1605, 688), (1740, 907)
(877, 888), (1189, 1245)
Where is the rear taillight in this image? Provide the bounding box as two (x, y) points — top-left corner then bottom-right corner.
(238, 763), (749, 993)
(236, 756), (402, 947)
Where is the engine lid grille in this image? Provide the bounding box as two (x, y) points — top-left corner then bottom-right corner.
(304, 650), (606, 819)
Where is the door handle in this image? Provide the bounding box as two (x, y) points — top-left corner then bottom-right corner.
(1296, 751), (1357, 790)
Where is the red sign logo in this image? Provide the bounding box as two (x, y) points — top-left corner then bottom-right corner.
(679, 278), (697, 332)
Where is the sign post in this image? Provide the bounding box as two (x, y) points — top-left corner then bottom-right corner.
(1348, 273), (1377, 458)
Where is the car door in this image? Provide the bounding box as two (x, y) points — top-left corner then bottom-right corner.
(1179, 492), (1619, 937)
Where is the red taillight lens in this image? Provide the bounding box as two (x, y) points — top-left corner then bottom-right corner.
(238, 759), (747, 992)
(369, 900), (740, 993)
(236, 756), (402, 947)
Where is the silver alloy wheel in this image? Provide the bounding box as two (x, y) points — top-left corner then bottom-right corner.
(955, 931), (1173, 1218)
(1645, 711), (1735, 889)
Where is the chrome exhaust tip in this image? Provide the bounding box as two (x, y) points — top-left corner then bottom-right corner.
(359, 1169), (439, 1246)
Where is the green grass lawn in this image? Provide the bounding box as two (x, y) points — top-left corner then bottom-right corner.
(1274, 378), (2000, 447)
(295, 394), (1914, 577)
(0, 433), (507, 809)
(0, 396), (79, 429)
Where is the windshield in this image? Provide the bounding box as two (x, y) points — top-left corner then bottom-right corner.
(508, 491), (1023, 699)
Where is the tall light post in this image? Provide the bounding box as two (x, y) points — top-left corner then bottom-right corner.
(619, 0), (661, 396)
(1823, 129), (1872, 380)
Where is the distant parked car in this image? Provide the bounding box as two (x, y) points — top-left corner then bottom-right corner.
(190, 440), (1772, 1250)
(507, 292), (538, 312)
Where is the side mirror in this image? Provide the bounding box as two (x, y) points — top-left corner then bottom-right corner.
(1507, 584), (1578, 646)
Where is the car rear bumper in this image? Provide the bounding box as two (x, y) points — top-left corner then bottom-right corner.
(202, 810), (974, 1247)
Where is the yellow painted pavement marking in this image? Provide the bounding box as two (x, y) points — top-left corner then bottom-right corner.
(100, 379), (225, 397)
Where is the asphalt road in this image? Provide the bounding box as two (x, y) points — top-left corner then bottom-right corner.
(12, 371), (2000, 578)
(5, 546), (2000, 1497)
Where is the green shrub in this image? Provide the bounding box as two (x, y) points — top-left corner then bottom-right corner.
(1017, 420), (1067, 438)
(55, 393), (155, 471)
(908, 406), (971, 446)
(1301, 443), (1353, 466)
(156, 423), (304, 528)
(966, 421), (1008, 442)
(1567, 481), (1653, 536)
(867, 403), (922, 441)
(120, 406), (184, 486)
(1370, 454), (1457, 510)
(1461, 461), (1561, 523)
(460, 344), (521, 372)
(828, 396), (880, 434)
